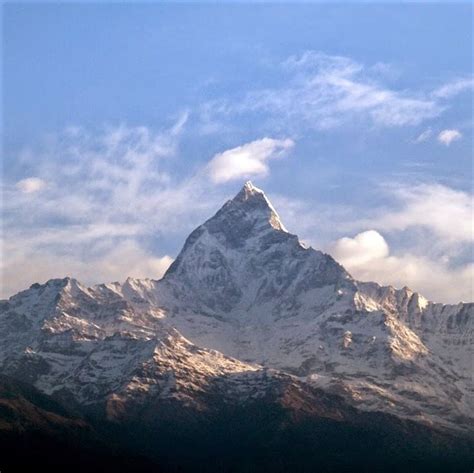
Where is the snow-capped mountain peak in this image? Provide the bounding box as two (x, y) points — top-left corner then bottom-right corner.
(161, 182), (352, 315)
(0, 182), (472, 438)
(231, 180), (287, 232)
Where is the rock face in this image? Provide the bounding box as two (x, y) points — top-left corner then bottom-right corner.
(0, 181), (472, 464)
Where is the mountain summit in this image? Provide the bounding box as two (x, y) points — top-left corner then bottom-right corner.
(230, 180), (288, 232)
(162, 181), (351, 314)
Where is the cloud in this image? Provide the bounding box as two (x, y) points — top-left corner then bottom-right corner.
(204, 51), (445, 133)
(331, 230), (389, 267)
(413, 128), (432, 143)
(371, 183), (473, 246)
(207, 137), (294, 183)
(273, 182), (473, 303)
(3, 123), (472, 305)
(5, 120), (300, 297)
(1, 239), (173, 299)
(4, 120), (200, 232)
(2, 119), (229, 297)
(437, 129), (462, 146)
(432, 77), (474, 99)
(15, 177), (46, 193)
(331, 230), (473, 303)
(255, 52), (440, 128)
(277, 181), (474, 249)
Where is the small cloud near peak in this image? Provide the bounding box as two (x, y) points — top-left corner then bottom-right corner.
(207, 137), (294, 184)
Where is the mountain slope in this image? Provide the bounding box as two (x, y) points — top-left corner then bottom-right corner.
(0, 181), (472, 472)
(4, 281), (473, 473)
(0, 277), (265, 413)
(121, 181), (473, 433)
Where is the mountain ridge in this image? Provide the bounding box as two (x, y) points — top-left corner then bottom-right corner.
(0, 181), (472, 471)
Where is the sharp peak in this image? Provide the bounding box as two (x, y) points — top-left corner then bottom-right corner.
(226, 181), (287, 232)
(233, 180), (266, 201)
(243, 180), (261, 192)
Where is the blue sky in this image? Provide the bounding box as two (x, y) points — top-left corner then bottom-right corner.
(2, 3), (473, 302)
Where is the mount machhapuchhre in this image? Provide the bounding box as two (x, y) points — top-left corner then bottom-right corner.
(1, 182), (473, 472)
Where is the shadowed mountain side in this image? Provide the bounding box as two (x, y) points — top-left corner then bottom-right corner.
(1, 372), (473, 473)
(84, 370), (474, 473)
(0, 375), (160, 472)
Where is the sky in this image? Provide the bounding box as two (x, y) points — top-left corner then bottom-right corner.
(2, 2), (473, 303)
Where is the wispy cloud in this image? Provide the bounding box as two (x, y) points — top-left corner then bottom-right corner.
(2, 238), (174, 301)
(437, 129), (462, 146)
(207, 137), (294, 183)
(203, 51), (449, 133)
(200, 51), (474, 140)
(373, 183), (472, 244)
(432, 77), (474, 99)
(1, 117), (224, 297)
(3, 118), (298, 297)
(15, 177), (46, 194)
(413, 128), (432, 144)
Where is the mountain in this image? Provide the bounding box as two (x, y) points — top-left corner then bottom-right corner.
(0, 181), (472, 472)
(124, 181), (474, 433)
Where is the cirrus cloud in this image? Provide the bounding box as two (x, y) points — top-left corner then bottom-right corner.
(1, 118), (210, 298)
(413, 128), (432, 144)
(203, 51), (447, 133)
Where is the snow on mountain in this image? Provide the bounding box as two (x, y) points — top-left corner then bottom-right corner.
(0, 181), (472, 435)
(0, 277), (268, 417)
(122, 181), (473, 432)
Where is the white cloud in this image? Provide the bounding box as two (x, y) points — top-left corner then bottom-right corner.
(373, 183), (473, 245)
(206, 51), (443, 132)
(331, 230), (389, 267)
(0, 239), (173, 299)
(274, 182), (474, 251)
(4, 120), (201, 234)
(2, 120), (229, 297)
(432, 77), (474, 99)
(273, 182), (473, 303)
(331, 230), (473, 303)
(437, 129), (462, 146)
(3, 128), (296, 297)
(15, 177), (46, 193)
(202, 52), (474, 138)
(207, 137), (294, 183)
(413, 128), (432, 143)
